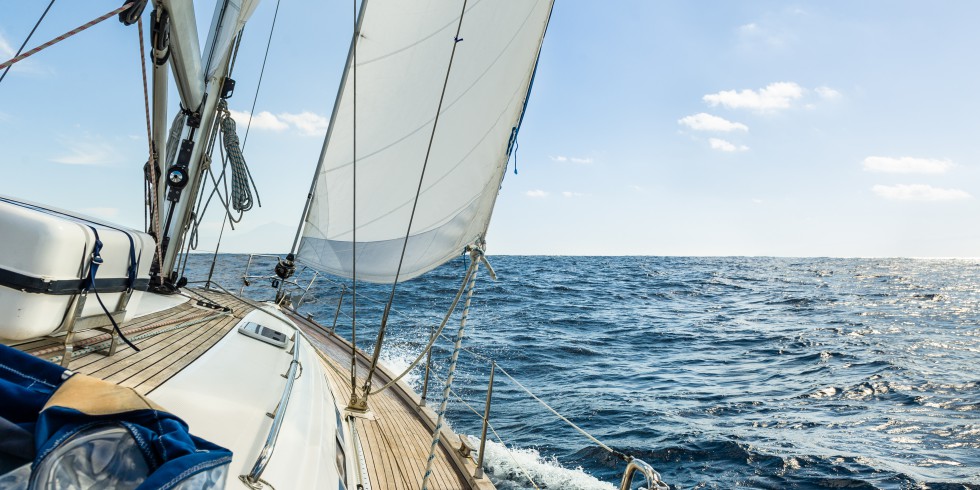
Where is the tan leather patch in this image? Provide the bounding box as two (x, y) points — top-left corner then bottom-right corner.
(42, 374), (167, 416)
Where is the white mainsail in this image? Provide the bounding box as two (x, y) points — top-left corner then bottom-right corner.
(297, 0), (554, 283)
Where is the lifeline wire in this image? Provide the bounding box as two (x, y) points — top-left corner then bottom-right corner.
(445, 385), (541, 490)
(496, 364), (632, 463)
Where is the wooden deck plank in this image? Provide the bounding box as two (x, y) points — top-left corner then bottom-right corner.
(77, 315), (212, 379)
(66, 307), (203, 372)
(103, 314), (230, 385)
(131, 315), (240, 395)
(12, 304), (194, 363)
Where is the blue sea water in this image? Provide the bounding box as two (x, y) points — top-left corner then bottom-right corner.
(188, 255), (980, 489)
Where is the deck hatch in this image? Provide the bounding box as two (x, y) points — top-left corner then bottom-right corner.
(237, 322), (288, 348)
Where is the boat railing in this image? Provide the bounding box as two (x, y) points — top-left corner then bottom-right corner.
(619, 458), (669, 490)
(239, 333), (303, 489)
(239, 253), (320, 307)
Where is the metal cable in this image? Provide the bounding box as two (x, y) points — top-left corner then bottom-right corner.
(0, 2), (131, 71)
(495, 364), (631, 463)
(0, 0), (56, 85)
(444, 386), (541, 490)
(240, 0), (280, 150)
(368, 256), (479, 395)
(361, 0), (471, 401)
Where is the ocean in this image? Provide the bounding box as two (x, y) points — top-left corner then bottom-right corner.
(187, 254), (980, 489)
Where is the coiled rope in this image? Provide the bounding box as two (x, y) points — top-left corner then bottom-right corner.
(218, 99), (258, 213)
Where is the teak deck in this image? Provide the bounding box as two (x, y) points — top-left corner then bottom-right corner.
(9, 288), (492, 490)
(289, 311), (496, 490)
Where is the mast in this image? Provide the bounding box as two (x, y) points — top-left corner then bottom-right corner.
(150, 8), (170, 242)
(154, 0), (258, 282)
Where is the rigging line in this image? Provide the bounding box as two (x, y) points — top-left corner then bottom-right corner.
(368, 256), (479, 395)
(495, 364), (632, 463)
(442, 383), (542, 490)
(422, 248), (479, 490)
(0, 0), (56, 85)
(0, 2), (134, 71)
(349, 0), (359, 407)
(241, 0), (280, 151)
(487, 421), (541, 489)
(137, 18), (165, 280)
(360, 0), (471, 401)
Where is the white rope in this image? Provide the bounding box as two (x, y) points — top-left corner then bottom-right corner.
(495, 364), (631, 462)
(421, 252), (480, 490)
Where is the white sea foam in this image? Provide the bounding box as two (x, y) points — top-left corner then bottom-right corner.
(378, 343), (424, 392)
(473, 437), (616, 490)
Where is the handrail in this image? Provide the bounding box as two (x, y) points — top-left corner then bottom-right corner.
(619, 458), (668, 490)
(240, 335), (303, 488)
(239, 253), (321, 306)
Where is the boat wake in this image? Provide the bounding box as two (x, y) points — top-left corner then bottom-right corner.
(472, 438), (616, 490)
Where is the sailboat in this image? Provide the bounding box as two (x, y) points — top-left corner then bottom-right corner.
(0, 1), (666, 489)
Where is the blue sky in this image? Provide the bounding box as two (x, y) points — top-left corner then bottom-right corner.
(1, 1), (978, 257)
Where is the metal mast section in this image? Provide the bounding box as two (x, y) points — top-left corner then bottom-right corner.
(147, 0), (258, 289)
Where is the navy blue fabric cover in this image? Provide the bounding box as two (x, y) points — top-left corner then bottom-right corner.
(0, 344), (232, 488)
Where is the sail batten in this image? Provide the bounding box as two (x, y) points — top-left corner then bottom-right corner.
(298, 0), (554, 283)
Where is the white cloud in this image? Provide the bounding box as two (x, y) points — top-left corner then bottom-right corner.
(815, 86), (841, 100)
(872, 184), (971, 201)
(709, 138), (749, 152)
(561, 191), (585, 198)
(279, 111), (328, 136)
(862, 156), (952, 174)
(229, 109), (288, 131)
(737, 21), (781, 47)
(228, 109), (326, 135)
(550, 155), (592, 164)
(0, 33), (13, 57)
(678, 113), (748, 132)
(525, 190), (549, 198)
(703, 82), (804, 112)
(52, 141), (121, 165)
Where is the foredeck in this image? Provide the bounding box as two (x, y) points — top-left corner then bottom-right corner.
(7, 288), (492, 490)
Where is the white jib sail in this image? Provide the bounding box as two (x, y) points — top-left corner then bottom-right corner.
(297, 0), (554, 283)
